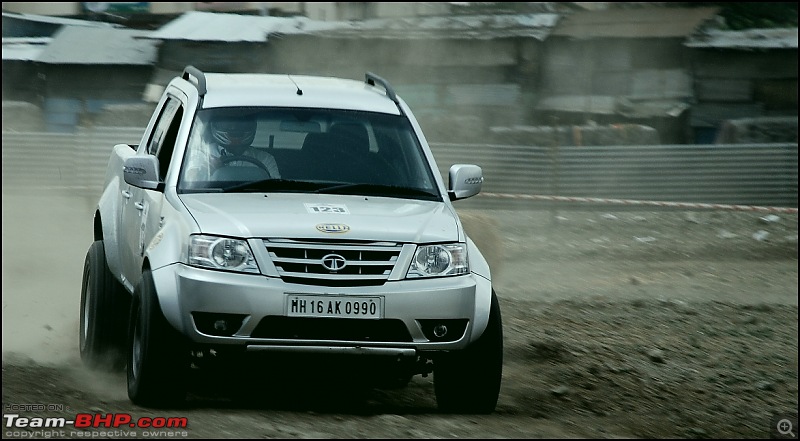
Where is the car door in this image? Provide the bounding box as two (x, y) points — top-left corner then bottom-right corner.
(120, 96), (184, 288)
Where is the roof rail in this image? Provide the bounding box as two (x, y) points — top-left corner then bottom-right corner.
(182, 65), (207, 96)
(365, 72), (398, 105)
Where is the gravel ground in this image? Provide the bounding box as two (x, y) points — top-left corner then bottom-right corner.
(2, 191), (798, 439)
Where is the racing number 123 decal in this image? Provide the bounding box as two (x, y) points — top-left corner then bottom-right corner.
(305, 203), (349, 214)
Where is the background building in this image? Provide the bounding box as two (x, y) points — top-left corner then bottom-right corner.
(2, 2), (797, 143)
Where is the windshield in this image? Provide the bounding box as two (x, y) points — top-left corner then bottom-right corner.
(178, 107), (441, 201)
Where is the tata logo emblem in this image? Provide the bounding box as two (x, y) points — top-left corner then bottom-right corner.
(316, 223), (350, 234)
(321, 254), (347, 272)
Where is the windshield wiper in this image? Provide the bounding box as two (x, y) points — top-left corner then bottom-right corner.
(314, 183), (440, 200)
(222, 179), (324, 193)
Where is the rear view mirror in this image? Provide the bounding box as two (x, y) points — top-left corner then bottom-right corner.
(280, 120), (321, 133)
(448, 164), (483, 201)
(123, 155), (161, 190)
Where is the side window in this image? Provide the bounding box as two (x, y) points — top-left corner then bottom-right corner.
(146, 97), (184, 181)
(157, 107), (184, 180)
(146, 98), (176, 155)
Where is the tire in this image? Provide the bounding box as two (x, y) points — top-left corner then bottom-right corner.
(126, 269), (189, 408)
(79, 240), (129, 371)
(434, 290), (504, 414)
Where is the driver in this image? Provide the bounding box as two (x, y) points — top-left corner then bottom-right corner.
(186, 114), (280, 180)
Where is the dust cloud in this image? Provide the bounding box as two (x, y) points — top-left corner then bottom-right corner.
(2, 190), (95, 366)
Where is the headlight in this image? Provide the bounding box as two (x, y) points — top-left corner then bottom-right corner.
(407, 243), (468, 278)
(189, 235), (259, 273)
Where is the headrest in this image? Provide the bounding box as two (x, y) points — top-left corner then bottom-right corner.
(329, 122), (369, 154)
(301, 132), (331, 153)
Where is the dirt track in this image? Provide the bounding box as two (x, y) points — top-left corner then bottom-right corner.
(2, 190), (798, 438)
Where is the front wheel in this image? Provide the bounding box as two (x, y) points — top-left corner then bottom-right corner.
(434, 290), (504, 414)
(79, 240), (129, 371)
(127, 269), (189, 407)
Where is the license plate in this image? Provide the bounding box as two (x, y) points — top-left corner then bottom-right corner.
(286, 294), (383, 319)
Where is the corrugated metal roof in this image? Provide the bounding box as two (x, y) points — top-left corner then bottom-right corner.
(551, 7), (720, 39)
(142, 11), (331, 42)
(685, 28), (798, 50)
(2, 11), (121, 28)
(2, 37), (51, 61)
(143, 10), (559, 42)
(37, 27), (157, 65)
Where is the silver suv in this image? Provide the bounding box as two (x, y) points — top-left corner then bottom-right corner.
(79, 66), (503, 413)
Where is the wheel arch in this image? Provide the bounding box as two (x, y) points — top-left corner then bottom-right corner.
(466, 236), (491, 281)
(465, 236), (493, 341)
(93, 210), (103, 241)
(97, 176), (125, 289)
(139, 255), (187, 336)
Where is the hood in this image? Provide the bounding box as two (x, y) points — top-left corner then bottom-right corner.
(179, 193), (461, 243)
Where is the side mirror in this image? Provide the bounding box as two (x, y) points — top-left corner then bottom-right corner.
(448, 164), (483, 201)
(123, 155), (162, 190)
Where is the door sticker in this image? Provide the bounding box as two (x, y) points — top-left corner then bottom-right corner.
(138, 202), (149, 256)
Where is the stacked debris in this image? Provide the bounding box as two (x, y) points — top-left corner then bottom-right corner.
(715, 116), (798, 144)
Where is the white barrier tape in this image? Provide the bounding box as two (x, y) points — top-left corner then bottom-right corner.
(480, 192), (799, 214)
(12, 187), (796, 214)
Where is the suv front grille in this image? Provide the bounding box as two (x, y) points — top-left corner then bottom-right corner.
(251, 316), (413, 342)
(264, 239), (402, 286)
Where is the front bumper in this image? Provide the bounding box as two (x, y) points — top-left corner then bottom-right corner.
(151, 263), (492, 354)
